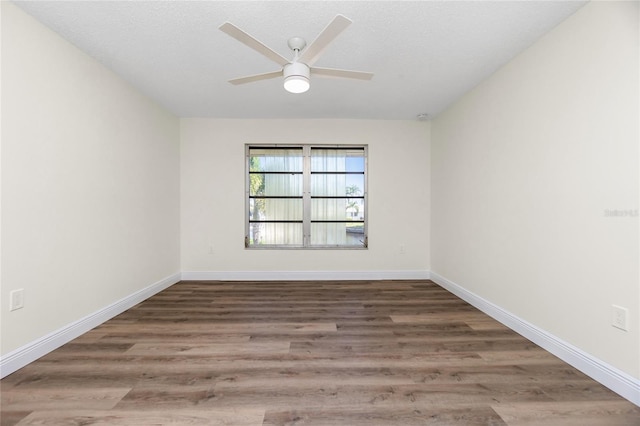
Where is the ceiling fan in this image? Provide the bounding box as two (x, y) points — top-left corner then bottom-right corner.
(219, 15), (373, 94)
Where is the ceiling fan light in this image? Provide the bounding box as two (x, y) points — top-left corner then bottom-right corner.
(284, 75), (310, 93)
(283, 62), (310, 94)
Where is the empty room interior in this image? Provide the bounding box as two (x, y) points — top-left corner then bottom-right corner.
(1, 1), (639, 424)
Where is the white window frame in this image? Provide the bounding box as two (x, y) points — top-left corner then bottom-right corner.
(245, 144), (368, 249)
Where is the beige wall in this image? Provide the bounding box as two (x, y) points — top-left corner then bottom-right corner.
(1, 2), (181, 355)
(431, 1), (639, 378)
(180, 119), (430, 277)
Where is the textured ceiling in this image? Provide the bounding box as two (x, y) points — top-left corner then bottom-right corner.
(13, 1), (587, 119)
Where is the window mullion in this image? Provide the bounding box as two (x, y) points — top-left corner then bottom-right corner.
(364, 145), (369, 247)
(245, 145), (251, 247)
(302, 145), (311, 247)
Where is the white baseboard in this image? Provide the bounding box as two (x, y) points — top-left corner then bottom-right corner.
(181, 270), (431, 281)
(0, 272), (181, 379)
(430, 271), (640, 407)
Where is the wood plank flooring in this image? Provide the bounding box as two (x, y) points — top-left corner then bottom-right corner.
(2, 280), (639, 425)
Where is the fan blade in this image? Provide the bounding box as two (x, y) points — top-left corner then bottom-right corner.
(311, 67), (373, 80)
(219, 22), (289, 67)
(299, 15), (352, 66)
(229, 70), (283, 85)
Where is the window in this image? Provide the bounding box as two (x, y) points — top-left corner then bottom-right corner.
(246, 145), (367, 249)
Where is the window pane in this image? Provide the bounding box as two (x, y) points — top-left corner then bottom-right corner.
(251, 198), (303, 221)
(250, 222), (303, 246)
(345, 199), (365, 221)
(250, 149), (303, 172)
(311, 149), (345, 173)
(311, 223), (365, 246)
(262, 174), (302, 196)
(345, 155), (365, 173)
(311, 199), (355, 221)
(311, 174), (364, 197)
(345, 223), (366, 246)
(251, 173), (303, 197)
(311, 148), (364, 172)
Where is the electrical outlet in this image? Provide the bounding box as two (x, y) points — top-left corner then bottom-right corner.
(9, 289), (25, 311)
(611, 305), (628, 331)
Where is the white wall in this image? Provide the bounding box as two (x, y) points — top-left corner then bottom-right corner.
(1, 2), (181, 356)
(180, 119), (430, 278)
(431, 1), (639, 379)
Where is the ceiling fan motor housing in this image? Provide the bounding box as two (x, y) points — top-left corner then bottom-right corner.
(284, 62), (310, 80)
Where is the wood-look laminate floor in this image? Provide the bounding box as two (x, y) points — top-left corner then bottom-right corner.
(2, 280), (639, 425)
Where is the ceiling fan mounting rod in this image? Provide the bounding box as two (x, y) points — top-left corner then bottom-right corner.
(284, 38), (309, 93)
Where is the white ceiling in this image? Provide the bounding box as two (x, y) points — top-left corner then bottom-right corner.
(14, 1), (587, 120)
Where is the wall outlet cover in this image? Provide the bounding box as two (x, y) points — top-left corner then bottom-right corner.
(10, 289), (25, 311)
(611, 305), (628, 331)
